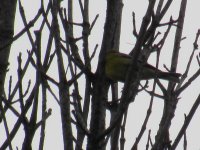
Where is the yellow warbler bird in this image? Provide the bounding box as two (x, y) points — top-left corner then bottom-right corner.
(105, 51), (181, 83)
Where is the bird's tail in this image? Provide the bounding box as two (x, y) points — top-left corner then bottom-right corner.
(158, 72), (181, 83)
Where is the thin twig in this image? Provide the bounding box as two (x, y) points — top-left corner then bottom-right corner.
(132, 12), (138, 37)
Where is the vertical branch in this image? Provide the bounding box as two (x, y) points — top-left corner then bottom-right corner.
(120, 111), (127, 150)
(82, 0), (92, 130)
(38, 5), (54, 150)
(74, 0), (93, 148)
(110, 82), (119, 150)
(0, 0), (17, 96)
(82, 0), (91, 68)
(183, 114), (187, 150)
(30, 31), (42, 128)
(170, 0), (187, 76)
(39, 82), (47, 150)
(22, 30), (42, 150)
(52, 0), (74, 149)
(38, 26), (51, 149)
(156, 0), (164, 15)
(87, 0), (124, 149)
(17, 53), (25, 110)
(68, 0), (73, 35)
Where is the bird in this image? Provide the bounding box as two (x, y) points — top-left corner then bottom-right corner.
(105, 50), (181, 83)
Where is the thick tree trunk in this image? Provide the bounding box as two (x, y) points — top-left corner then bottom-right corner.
(0, 0), (17, 95)
(87, 0), (123, 149)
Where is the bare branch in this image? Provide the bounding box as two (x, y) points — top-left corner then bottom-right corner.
(132, 12), (138, 37)
(176, 29), (200, 90)
(171, 94), (200, 150)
